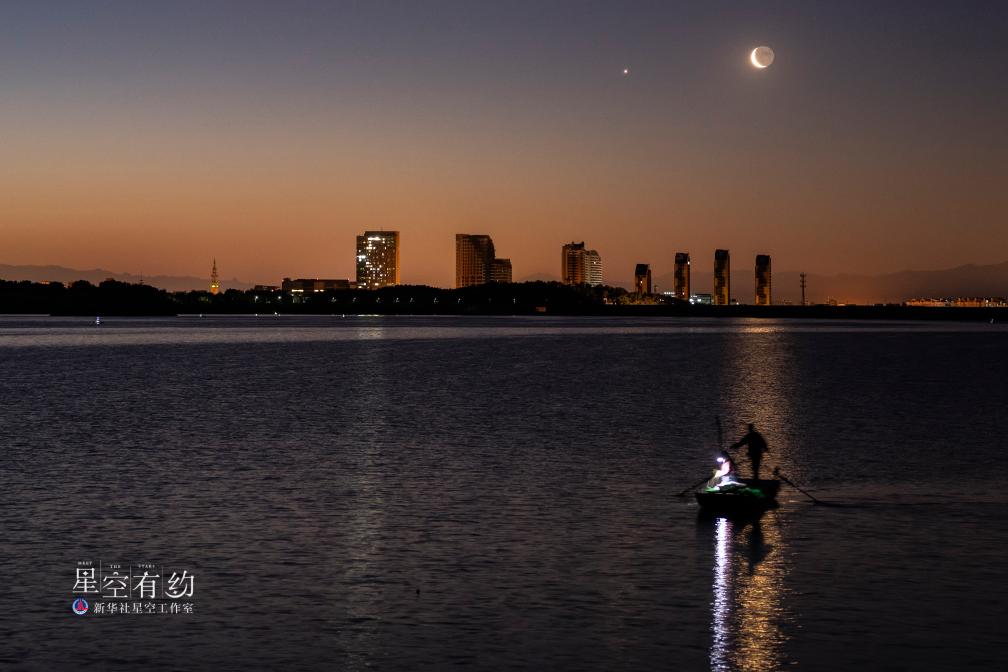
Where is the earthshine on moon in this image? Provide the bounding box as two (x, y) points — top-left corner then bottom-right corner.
(750, 46), (775, 68)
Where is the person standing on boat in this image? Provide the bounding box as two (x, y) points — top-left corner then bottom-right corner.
(731, 423), (769, 480)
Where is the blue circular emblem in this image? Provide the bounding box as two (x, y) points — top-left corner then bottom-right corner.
(72, 598), (89, 615)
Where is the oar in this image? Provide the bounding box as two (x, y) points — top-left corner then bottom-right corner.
(772, 467), (834, 506)
(675, 475), (711, 497)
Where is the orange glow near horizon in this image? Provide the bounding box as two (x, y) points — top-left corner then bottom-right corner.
(1, 3), (1005, 297)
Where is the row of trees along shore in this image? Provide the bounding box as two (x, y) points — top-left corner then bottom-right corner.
(0, 278), (1004, 320)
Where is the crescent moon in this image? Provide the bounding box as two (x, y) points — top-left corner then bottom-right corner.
(750, 48), (767, 69)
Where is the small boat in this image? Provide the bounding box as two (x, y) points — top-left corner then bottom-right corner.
(695, 478), (780, 514)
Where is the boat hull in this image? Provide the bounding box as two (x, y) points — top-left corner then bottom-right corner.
(741, 478), (780, 499)
(694, 478), (780, 514)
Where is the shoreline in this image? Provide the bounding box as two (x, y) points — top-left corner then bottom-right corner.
(2, 278), (1004, 321)
(1, 305), (1004, 322)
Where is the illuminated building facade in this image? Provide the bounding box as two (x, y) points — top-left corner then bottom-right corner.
(755, 254), (772, 306)
(690, 293), (713, 305)
(456, 234), (495, 287)
(905, 296), (1008, 307)
(714, 249), (730, 306)
(355, 231), (400, 289)
(562, 242), (603, 286)
(585, 253), (603, 287)
(634, 263), (652, 295)
(673, 252), (690, 300)
(209, 259), (220, 295)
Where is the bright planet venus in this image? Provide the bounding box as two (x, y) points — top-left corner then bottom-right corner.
(750, 46), (775, 68)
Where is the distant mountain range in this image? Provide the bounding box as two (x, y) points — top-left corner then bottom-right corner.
(0, 264), (254, 292)
(3, 261), (1007, 304)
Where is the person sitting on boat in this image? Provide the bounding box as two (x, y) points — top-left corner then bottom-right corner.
(731, 423), (769, 480)
(708, 451), (742, 490)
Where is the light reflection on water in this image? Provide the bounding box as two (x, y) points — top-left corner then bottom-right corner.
(711, 517), (732, 671)
(709, 512), (789, 672)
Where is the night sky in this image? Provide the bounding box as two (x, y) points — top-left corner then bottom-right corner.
(2, 1), (1005, 287)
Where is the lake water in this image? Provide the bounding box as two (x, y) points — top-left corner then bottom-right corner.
(2, 315), (1006, 670)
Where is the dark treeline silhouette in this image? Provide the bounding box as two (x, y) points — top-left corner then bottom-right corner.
(1, 278), (1005, 320)
(0, 279), (177, 315)
(176, 281), (622, 315)
(0, 279), (625, 316)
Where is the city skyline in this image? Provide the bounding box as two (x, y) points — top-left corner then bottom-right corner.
(1, 2), (1006, 287)
(231, 232), (779, 301)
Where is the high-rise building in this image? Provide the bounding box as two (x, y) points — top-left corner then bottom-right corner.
(491, 258), (512, 283)
(210, 258), (220, 295)
(356, 231), (400, 289)
(456, 234), (496, 288)
(562, 242), (603, 287)
(714, 249), (730, 306)
(634, 264), (652, 295)
(755, 254), (772, 306)
(673, 252), (690, 300)
(586, 252), (602, 287)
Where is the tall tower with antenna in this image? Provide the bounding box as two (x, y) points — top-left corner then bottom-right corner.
(800, 272), (807, 306)
(210, 259), (220, 295)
